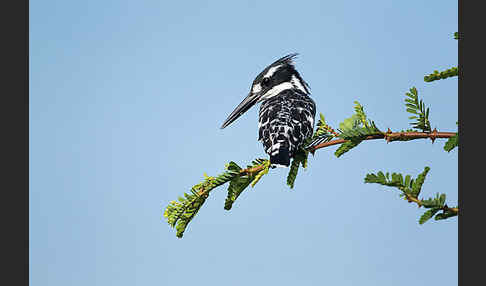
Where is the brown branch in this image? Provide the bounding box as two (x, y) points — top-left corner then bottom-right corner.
(310, 129), (456, 151)
(237, 130), (456, 177)
(239, 164), (265, 176)
(405, 193), (423, 206)
(246, 129), (458, 211)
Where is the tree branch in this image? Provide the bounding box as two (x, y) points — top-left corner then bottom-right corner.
(310, 129), (456, 151)
(236, 130), (456, 177)
(239, 165), (265, 176)
(404, 193), (459, 215)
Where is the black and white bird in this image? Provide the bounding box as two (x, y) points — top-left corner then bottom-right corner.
(221, 54), (316, 167)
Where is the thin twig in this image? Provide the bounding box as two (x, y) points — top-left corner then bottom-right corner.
(405, 193), (459, 215)
(443, 205), (459, 214)
(240, 165), (265, 176)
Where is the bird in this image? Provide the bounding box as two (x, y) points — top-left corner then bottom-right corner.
(220, 53), (316, 167)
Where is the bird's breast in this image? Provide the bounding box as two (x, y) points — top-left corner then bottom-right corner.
(257, 89), (316, 157)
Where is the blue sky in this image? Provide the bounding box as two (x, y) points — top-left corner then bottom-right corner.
(30, 1), (457, 285)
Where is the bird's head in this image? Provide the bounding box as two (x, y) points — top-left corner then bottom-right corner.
(221, 53), (310, 129)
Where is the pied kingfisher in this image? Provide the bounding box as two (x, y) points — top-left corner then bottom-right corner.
(221, 53), (316, 167)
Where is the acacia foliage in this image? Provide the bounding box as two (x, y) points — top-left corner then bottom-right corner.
(163, 32), (458, 238)
(164, 159), (269, 238)
(364, 167), (457, 224)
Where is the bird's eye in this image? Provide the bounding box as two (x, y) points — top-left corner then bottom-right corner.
(262, 78), (270, 86)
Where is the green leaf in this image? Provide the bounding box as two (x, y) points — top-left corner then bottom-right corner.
(353, 101), (369, 127)
(424, 66), (458, 82)
(405, 87), (431, 132)
(335, 139), (362, 158)
(175, 194), (207, 237)
(421, 198), (438, 208)
(365, 167), (439, 213)
(444, 133), (458, 152)
(251, 160), (270, 187)
(404, 175), (411, 189)
(286, 158), (300, 189)
(435, 212), (458, 220)
(438, 193), (446, 207)
(419, 208), (440, 224)
(164, 159), (270, 238)
(377, 171), (386, 182)
(333, 102), (382, 157)
(287, 149), (308, 189)
(224, 159), (269, 210)
(224, 176), (252, 210)
(165, 184), (214, 238)
(339, 113), (361, 132)
(302, 152), (308, 169)
(364, 173), (379, 184)
(420, 193), (445, 209)
(411, 166), (430, 197)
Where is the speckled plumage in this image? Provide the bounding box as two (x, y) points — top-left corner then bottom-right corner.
(258, 89), (316, 166)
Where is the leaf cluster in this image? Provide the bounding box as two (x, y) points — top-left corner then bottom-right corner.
(304, 113), (334, 150)
(419, 193), (457, 223)
(224, 159), (269, 210)
(364, 167), (430, 198)
(405, 87), (431, 132)
(335, 101), (382, 157)
(443, 133), (458, 152)
(164, 158), (270, 238)
(364, 167), (457, 224)
(424, 67), (458, 82)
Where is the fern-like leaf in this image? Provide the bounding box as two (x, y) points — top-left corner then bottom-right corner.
(411, 166), (430, 197)
(405, 87), (431, 132)
(286, 149), (307, 189)
(443, 133), (458, 152)
(435, 211), (458, 220)
(251, 160), (270, 187)
(305, 113), (335, 150)
(224, 158), (268, 209)
(424, 67), (458, 82)
(224, 162), (252, 210)
(164, 159), (271, 238)
(334, 102), (382, 157)
(338, 113), (361, 132)
(353, 101), (369, 128)
(420, 193), (446, 208)
(419, 208), (440, 224)
(164, 167), (239, 237)
(335, 139), (361, 158)
(365, 167), (430, 199)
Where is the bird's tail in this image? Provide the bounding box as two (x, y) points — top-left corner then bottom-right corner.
(270, 147), (291, 167)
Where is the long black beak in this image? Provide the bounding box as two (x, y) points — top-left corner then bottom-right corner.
(220, 92), (261, 129)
